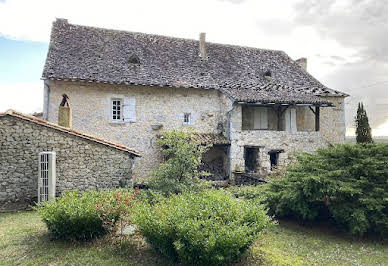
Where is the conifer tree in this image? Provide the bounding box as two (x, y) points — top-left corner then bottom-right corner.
(355, 102), (373, 143)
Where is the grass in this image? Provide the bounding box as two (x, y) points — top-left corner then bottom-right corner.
(0, 212), (387, 265)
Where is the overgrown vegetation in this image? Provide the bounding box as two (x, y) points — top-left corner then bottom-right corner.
(263, 144), (388, 237)
(133, 189), (273, 265)
(355, 102), (373, 143)
(36, 189), (138, 240)
(3, 211), (387, 265)
(147, 130), (210, 196)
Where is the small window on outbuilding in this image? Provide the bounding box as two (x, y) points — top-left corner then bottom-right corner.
(183, 113), (191, 125)
(128, 54), (140, 64)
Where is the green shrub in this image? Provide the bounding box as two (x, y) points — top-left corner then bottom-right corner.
(36, 191), (106, 240)
(133, 189), (273, 265)
(226, 185), (266, 200)
(37, 189), (138, 241)
(263, 144), (388, 237)
(96, 189), (139, 236)
(148, 130), (210, 195)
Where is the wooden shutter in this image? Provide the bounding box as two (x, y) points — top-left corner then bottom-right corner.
(285, 108), (297, 132)
(260, 107), (268, 129)
(253, 107), (261, 129)
(290, 108), (297, 132)
(253, 107), (268, 129)
(123, 98), (136, 122)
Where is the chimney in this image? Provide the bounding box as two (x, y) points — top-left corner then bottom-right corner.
(199, 32), (207, 59)
(58, 94), (72, 128)
(296, 57), (307, 71)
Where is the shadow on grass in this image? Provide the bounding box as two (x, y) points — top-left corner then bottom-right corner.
(18, 229), (177, 266)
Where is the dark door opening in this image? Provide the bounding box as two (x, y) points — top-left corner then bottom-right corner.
(245, 147), (259, 173)
(269, 151), (280, 170)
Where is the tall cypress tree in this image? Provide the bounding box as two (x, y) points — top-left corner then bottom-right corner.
(355, 102), (373, 143)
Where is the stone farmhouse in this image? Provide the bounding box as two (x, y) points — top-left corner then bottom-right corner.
(0, 110), (139, 209)
(42, 18), (348, 182)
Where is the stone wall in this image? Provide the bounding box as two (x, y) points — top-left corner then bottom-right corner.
(228, 96), (346, 177)
(0, 115), (135, 205)
(46, 80), (231, 181)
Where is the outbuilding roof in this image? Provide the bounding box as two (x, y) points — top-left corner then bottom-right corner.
(42, 19), (348, 105)
(0, 110), (140, 157)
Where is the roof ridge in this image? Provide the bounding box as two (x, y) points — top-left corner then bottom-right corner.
(56, 19), (285, 54)
(1, 110), (140, 156)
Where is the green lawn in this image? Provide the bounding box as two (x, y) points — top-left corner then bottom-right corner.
(0, 211), (386, 266)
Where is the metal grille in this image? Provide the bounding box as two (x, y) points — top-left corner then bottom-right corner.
(39, 153), (49, 202)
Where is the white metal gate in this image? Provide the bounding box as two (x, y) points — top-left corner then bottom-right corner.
(38, 151), (56, 203)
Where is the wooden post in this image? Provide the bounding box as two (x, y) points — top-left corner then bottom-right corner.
(315, 106), (320, 131)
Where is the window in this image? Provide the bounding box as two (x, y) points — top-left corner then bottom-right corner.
(183, 113), (191, 125)
(111, 99), (122, 122)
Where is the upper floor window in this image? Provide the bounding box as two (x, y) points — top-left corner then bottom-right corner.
(183, 113), (191, 125)
(111, 99), (122, 122)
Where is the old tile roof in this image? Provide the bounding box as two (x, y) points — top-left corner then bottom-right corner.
(221, 83), (333, 105)
(191, 133), (230, 145)
(0, 110), (140, 157)
(42, 19), (348, 105)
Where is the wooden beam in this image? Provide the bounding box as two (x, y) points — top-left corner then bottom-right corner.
(308, 106), (316, 115)
(315, 106), (320, 131)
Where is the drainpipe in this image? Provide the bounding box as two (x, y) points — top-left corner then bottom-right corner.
(43, 80), (51, 120)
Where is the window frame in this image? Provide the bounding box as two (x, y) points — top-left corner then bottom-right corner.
(111, 98), (123, 123)
(183, 112), (192, 125)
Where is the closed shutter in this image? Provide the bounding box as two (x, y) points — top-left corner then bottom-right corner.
(285, 108), (297, 132)
(253, 107), (268, 129)
(290, 108), (297, 132)
(260, 107), (268, 129)
(123, 98), (136, 122)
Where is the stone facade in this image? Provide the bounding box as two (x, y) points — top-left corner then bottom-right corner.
(0, 114), (136, 205)
(228, 97), (346, 177)
(45, 80), (231, 181)
(45, 80), (346, 181)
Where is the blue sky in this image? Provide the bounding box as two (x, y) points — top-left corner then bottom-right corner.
(0, 37), (48, 83)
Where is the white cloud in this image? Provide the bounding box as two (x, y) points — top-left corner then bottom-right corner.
(0, 0), (387, 135)
(0, 82), (43, 113)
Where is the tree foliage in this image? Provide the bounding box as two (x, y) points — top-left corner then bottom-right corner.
(263, 144), (388, 237)
(355, 102), (373, 144)
(147, 130), (210, 195)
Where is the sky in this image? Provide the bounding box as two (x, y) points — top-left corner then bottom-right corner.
(0, 0), (387, 136)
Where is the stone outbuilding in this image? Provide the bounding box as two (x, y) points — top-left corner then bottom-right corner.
(0, 110), (140, 210)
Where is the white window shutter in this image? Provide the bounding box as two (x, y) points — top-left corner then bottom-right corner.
(253, 108), (261, 129)
(285, 108), (291, 132)
(290, 108), (297, 132)
(260, 107), (268, 129)
(123, 98), (136, 122)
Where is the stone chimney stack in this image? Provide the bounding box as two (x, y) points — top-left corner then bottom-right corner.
(296, 57), (307, 71)
(58, 94), (72, 128)
(199, 32), (207, 59)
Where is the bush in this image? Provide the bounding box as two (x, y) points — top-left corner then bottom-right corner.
(148, 130), (210, 195)
(263, 144), (388, 237)
(37, 191), (106, 240)
(96, 189), (139, 236)
(226, 185), (266, 201)
(133, 189), (273, 265)
(37, 189), (138, 240)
